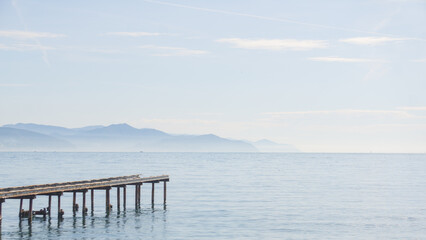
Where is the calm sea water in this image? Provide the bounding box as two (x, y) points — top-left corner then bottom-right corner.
(0, 152), (425, 239)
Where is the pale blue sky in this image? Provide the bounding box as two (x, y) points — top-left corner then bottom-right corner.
(1, 0), (425, 152)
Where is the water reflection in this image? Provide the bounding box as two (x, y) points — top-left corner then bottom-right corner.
(4, 207), (168, 239)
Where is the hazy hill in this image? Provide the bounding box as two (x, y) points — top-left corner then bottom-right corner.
(148, 134), (257, 152)
(3, 123), (103, 136)
(0, 127), (74, 151)
(251, 139), (299, 152)
(1, 123), (297, 152)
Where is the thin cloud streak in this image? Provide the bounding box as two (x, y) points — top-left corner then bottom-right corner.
(412, 58), (426, 62)
(0, 30), (65, 39)
(144, 0), (397, 36)
(0, 43), (54, 51)
(397, 106), (426, 111)
(308, 56), (381, 63)
(217, 38), (327, 51)
(263, 109), (413, 118)
(105, 32), (163, 37)
(0, 83), (31, 87)
(139, 45), (208, 56)
(11, 0), (54, 66)
(340, 36), (409, 45)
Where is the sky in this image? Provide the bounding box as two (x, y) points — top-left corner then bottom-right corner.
(0, 0), (426, 152)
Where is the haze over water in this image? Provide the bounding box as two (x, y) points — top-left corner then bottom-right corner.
(0, 152), (425, 239)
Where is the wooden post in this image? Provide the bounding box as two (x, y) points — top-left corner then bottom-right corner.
(117, 187), (120, 211)
(123, 186), (126, 209)
(82, 191), (86, 215)
(163, 181), (167, 204)
(28, 198), (33, 223)
(151, 183), (155, 206)
(0, 199), (4, 226)
(138, 184), (141, 206)
(48, 195), (52, 217)
(73, 192), (77, 214)
(106, 188), (110, 213)
(91, 189), (94, 213)
(134, 184), (137, 208)
(58, 195), (62, 219)
(19, 198), (23, 219)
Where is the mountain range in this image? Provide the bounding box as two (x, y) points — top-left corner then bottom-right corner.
(0, 123), (299, 152)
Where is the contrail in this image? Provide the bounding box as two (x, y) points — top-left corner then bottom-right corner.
(144, 0), (396, 37)
(12, 0), (51, 66)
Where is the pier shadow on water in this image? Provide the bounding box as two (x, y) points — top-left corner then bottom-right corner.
(1, 206), (168, 239)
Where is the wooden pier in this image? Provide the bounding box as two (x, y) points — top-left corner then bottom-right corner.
(0, 174), (169, 228)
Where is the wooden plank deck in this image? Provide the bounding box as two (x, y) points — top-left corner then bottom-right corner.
(0, 174), (169, 200)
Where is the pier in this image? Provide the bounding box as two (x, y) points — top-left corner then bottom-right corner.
(0, 174), (169, 229)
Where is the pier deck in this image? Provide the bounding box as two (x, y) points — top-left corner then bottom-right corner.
(0, 174), (169, 230)
(0, 174), (169, 199)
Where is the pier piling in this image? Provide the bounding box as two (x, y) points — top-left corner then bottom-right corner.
(58, 195), (61, 218)
(0, 174), (169, 232)
(48, 195), (52, 217)
(72, 192), (77, 214)
(138, 184), (141, 206)
(123, 186), (126, 209)
(0, 199), (4, 225)
(82, 190), (87, 215)
(151, 183), (155, 206)
(28, 198), (33, 223)
(19, 198), (23, 219)
(164, 181), (167, 204)
(117, 187), (120, 211)
(106, 188), (110, 213)
(91, 189), (94, 213)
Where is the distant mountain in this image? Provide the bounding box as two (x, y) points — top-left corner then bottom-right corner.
(85, 123), (167, 138)
(251, 139), (299, 152)
(0, 123), (298, 152)
(3, 123), (104, 136)
(3, 123), (76, 136)
(149, 134), (257, 152)
(0, 127), (74, 151)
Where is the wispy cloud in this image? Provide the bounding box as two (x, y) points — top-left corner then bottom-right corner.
(412, 58), (426, 62)
(144, 0), (396, 36)
(339, 37), (408, 45)
(263, 109), (413, 118)
(397, 106), (426, 111)
(308, 56), (381, 63)
(0, 30), (65, 39)
(0, 83), (31, 87)
(105, 32), (164, 37)
(139, 45), (208, 56)
(217, 38), (327, 51)
(0, 43), (54, 51)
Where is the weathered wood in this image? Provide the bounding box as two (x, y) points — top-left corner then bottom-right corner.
(0, 175), (170, 228)
(73, 192), (77, 214)
(117, 187), (120, 211)
(48, 195), (52, 217)
(106, 188), (110, 213)
(58, 195), (62, 219)
(19, 198), (23, 219)
(135, 184), (138, 208)
(0, 175), (169, 199)
(151, 183), (155, 206)
(91, 189), (94, 213)
(28, 198), (33, 223)
(123, 186), (126, 209)
(0, 199), (3, 223)
(82, 191), (87, 215)
(138, 184), (141, 206)
(163, 181), (167, 204)
(0, 175), (140, 193)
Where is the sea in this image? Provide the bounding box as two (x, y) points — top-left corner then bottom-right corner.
(0, 152), (425, 239)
